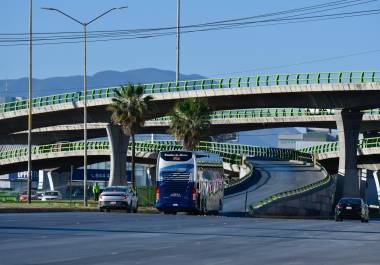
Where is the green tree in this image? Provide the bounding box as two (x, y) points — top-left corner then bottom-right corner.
(107, 84), (153, 187)
(169, 98), (212, 150)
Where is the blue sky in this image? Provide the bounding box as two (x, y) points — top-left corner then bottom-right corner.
(0, 0), (379, 80)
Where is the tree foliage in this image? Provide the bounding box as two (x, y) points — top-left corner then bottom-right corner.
(169, 98), (211, 150)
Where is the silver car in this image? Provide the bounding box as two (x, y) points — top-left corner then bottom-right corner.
(99, 186), (138, 213)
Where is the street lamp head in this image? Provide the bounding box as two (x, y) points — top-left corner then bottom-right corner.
(41, 7), (56, 11)
(118, 6), (128, 10)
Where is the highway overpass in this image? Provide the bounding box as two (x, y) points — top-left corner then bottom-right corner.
(1, 70), (379, 197)
(2, 108), (380, 145)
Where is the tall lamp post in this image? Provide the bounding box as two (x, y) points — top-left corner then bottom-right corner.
(27, 0), (33, 204)
(42, 6), (128, 206)
(176, 0), (180, 83)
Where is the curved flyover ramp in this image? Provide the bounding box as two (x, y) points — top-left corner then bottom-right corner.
(223, 159), (326, 215)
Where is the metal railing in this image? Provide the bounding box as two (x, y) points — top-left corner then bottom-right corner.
(151, 107), (380, 123)
(1, 71), (379, 113)
(299, 136), (380, 154)
(0, 140), (312, 164)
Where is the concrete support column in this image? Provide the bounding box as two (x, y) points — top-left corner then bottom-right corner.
(359, 168), (368, 198)
(47, 171), (55, 191)
(373, 171), (380, 211)
(148, 166), (156, 186)
(335, 109), (363, 199)
(107, 123), (129, 186)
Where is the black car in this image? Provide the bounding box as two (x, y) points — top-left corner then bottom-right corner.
(335, 197), (369, 222)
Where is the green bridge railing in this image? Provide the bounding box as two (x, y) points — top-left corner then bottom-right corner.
(299, 137), (380, 154)
(0, 140), (312, 165)
(152, 108), (380, 122)
(1, 71), (379, 113)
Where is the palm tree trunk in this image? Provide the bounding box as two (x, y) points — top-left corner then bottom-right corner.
(131, 133), (136, 188)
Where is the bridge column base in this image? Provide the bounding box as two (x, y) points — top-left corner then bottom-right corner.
(336, 109), (363, 199)
(107, 124), (129, 186)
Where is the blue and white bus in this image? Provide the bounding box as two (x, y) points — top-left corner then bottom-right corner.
(156, 150), (224, 215)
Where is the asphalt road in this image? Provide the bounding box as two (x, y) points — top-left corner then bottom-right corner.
(223, 159), (325, 213)
(0, 212), (379, 265)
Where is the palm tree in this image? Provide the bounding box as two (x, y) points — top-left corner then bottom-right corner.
(107, 84), (153, 187)
(169, 98), (212, 150)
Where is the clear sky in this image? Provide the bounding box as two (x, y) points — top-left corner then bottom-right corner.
(0, 0), (379, 80)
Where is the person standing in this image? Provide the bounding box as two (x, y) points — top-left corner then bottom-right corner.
(92, 182), (100, 201)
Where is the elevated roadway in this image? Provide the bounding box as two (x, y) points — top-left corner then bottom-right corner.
(0, 140), (305, 176)
(223, 159), (325, 214)
(0, 71), (379, 137)
(2, 108), (380, 145)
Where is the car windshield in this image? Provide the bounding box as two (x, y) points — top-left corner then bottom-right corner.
(104, 187), (130, 193)
(339, 198), (361, 205)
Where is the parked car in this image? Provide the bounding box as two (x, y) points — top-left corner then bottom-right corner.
(36, 191), (44, 200)
(99, 186), (138, 213)
(41, 191), (62, 201)
(18, 191), (38, 201)
(335, 197), (369, 222)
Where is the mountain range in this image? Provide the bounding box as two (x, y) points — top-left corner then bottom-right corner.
(0, 68), (204, 99)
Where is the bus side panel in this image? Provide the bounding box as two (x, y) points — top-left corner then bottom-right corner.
(198, 167), (224, 213)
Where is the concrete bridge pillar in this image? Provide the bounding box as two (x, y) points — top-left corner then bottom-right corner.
(359, 168), (368, 198)
(374, 171), (380, 212)
(106, 123), (129, 186)
(335, 109), (363, 199)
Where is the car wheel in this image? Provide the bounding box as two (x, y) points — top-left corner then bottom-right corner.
(361, 218), (365, 223)
(106, 208), (111, 212)
(99, 208), (104, 212)
(133, 207), (138, 213)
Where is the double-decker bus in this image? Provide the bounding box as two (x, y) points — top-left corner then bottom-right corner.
(156, 150), (224, 215)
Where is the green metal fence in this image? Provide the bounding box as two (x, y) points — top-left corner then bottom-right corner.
(0, 140), (312, 164)
(1, 71), (379, 113)
(151, 107), (380, 124)
(299, 136), (380, 154)
(0, 191), (19, 202)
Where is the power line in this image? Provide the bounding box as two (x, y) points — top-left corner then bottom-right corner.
(1, 8), (379, 47)
(0, 1), (378, 46)
(0, 0), (374, 37)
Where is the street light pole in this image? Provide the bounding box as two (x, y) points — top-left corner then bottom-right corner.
(27, 0), (33, 204)
(42, 6), (128, 207)
(176, 0), (180, 83)
(83, 24), (88, 206)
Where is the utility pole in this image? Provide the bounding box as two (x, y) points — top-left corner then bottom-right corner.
(176, 0), (181, 83)
(83, 23), (88, 206)
(42, 6), (128, 207)
(27, 0), (33, 204)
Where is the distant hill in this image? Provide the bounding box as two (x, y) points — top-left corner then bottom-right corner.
(0, 68), (205, 98)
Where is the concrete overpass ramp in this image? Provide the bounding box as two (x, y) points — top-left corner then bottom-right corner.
(223, 159), (327, 216)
